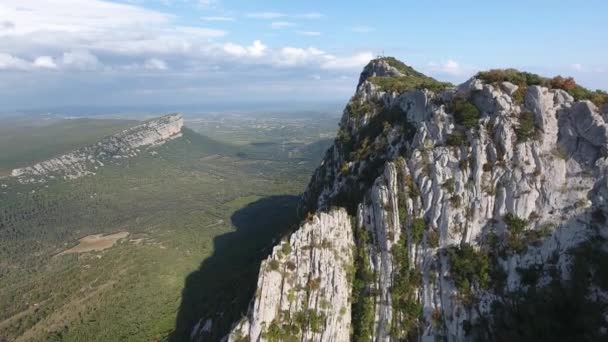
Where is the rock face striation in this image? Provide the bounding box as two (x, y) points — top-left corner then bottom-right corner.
(11, 113), (184, 183)
(226, 59), (608, 341)
(229, 209), (354, 341)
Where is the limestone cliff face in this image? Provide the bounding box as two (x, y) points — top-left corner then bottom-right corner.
(229, 209), (354, 341)
(11, 113), (183, 183)
(229, 59), (608, 341)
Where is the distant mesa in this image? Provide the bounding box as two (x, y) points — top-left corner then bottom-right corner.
(11, 113), (184, 183)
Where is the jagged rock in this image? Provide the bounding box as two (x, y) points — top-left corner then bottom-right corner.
(570, 101), (608, 147)
(501, 81), (518, 96)
(229, 209), (354, 342)
(358, 58), (403, 89)
(10, 113), (183, 183)
(226, 58), (608, 341)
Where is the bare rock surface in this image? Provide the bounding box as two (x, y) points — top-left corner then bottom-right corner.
(11, 113), (183, 183)
(229, 209), (354, 342)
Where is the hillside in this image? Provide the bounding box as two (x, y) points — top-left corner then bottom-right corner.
(10, 113), (183, 183)
(0, 118), (139, 176)
(0, 115), (327, 341)
(224, 58), (608, 341)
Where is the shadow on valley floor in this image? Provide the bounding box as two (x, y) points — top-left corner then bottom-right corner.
(170, 195), (301, 342)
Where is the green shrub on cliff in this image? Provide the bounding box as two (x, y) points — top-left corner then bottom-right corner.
(451, 97), (481, 129)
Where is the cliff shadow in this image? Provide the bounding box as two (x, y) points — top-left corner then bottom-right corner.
(170, 195), (300, 342)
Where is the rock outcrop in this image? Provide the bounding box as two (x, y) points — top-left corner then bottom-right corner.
(11, 113), (183, 183)
(229, 209), (354, 341)
(226, 58), (608, 341)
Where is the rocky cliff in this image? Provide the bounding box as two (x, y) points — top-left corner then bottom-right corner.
(11, 113), (184, 183)
(227, 58), (608, 341)
(229, 209), (354, 341)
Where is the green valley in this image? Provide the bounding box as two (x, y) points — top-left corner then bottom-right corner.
(0, 114), (335, 341)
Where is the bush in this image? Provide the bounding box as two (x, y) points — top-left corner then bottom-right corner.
(346, 97), (375, 118)
(512, 85), (527, 105)
(504, 213), (527, 234)
(550, 76), (577, 91)
(442, 178), (455, 193)
(450, 195), (462, 208)
(503, 213), (531, 253)
(427, 230), (439, 248)
(411, 218), (426, 244)
(447, 244), (491, 291)
(390, 234), (423, 338)
(352, 225), (374, 341)
(451, 98), (481, 129)
(268, 259), (280, 271)
(476, 69), (548, 87)
(369, 76), (452, 94)
(281, 242), (292, 255)
(478, 69), (608, 108)
(446, 130), (467, 147)
(367, 57), (453, 94)
(515, 112), (536, 142)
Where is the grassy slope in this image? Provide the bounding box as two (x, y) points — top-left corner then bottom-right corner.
(0, 127), (319, 341)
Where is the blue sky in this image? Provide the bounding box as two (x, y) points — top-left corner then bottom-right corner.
(0, 0), (606, 110)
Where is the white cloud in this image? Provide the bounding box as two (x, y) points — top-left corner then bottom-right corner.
(247, 12), (285, 19)
(144, 58), (168, 70)
(274, 47), (327, 66)
(322, 52), (374, 70)
(0, 53), (31, 70)
(221, 40), (267, 58)
(174, 26), (227, 38)
(0, 0), (382, 109)
(428, 60), (463, 76)
(197, 0), (219, 8)
(297, 13), (324, 19)
(33, 56), (57, 69)
(271, 21), (295, 29)
(1, 0), (168, 37)
(202, 16), (234, 22)
(349, 26), (375, 33)
(0, 0), (225, 58)
(571, 63), (584, 71)
(1, 20), (15, 30)
(0, 54), (61, 71)
(61, 50), (101, 70)
(248, 40), (267, 57)
(247, 11), (323, 20)
(297, 31), (322, 36)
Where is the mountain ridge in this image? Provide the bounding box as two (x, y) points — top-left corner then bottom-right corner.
(10, 113), (184, 183)
(222, 57), (608, 341)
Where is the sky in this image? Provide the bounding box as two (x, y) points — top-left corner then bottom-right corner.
(0, 0), (607, 111)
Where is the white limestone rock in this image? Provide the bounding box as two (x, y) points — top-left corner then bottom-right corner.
(228, 209), (354, 342)
(236, 59), (608, 342)
(10, 113), (184, 183)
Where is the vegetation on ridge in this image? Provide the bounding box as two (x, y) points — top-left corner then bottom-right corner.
(477, 68), (608, 108)
(367, 57), (453, 94)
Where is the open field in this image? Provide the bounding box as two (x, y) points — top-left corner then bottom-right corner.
(56, 232), (130, 256)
